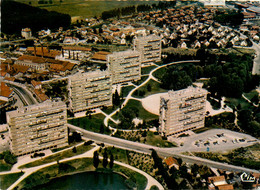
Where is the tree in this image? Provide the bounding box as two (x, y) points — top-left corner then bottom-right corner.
(3, 151), (17, 165)
(72, 146), (77, 153)
(147, 84), (151, 92)
(109, 153), (114, 169)
(93, 151), (100, 169)
(102, 149), (108, 168)
(99, 124), (105, 134)
(112, 90), (120, 106)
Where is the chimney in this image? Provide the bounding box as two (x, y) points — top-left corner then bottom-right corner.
(76, 53), (79, 60)
(62, 48), (64, 57)
(34, 46), (36, 56)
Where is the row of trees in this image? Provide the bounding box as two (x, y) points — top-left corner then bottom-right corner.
(93, 148), (114, 169)
(101, 1), (176, 20)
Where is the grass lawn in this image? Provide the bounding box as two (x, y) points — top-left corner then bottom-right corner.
(153, 67), (167, 80)
(132, 76), (148, 86)
(119, 99), (158, 121)
(145, 131), (177, 147)
(87, 43), (130, 52)
(68, 114), (111, 135)
(16, 0), (157, 18)
(19, 157), (147, 190)
(243, 90), (259, 101)
(100, 146), (129, 164)
(121, 85), (135, 97)
(102, 106), (116, 115)
(0, 172), (24, 190)
(133, 79), (167, 98)
(225, 97), (253, 110)
(19, 144), (94, 169)
(141, 66), (157, 75)
(51, 141), (82, 153)
(162, 47), (197, 56)
(0, 160), (12, 172)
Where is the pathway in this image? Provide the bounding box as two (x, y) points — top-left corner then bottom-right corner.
(103, 60), (200, 127)
(2, 145), (163, 190)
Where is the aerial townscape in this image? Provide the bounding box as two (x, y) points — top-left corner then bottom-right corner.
(1, 0), (260, 189)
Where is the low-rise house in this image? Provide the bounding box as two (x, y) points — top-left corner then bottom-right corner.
(164, 157), (179, 170)
(0, 82), (15, 108)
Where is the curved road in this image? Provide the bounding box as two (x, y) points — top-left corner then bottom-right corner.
(68, 124), (260, 174)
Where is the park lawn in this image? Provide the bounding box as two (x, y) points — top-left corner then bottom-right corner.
(19, 157), (147, 190)
(51, 141), (82, 153)
(100, 146), (129, 164)
(0, 160), (12, 172)
(133, 79), (167, 98)
(225, 97), (253, 110)
(68, 113), (111, 135)
(87, 43), (129, 52)
(153, 67), (167, 80)
(243, 90), (259, 101)
(132, 76), (149, 86)
(122, 99), (159, 121)
(102, 106), (116, 115)
(145, 131), (177, 147)
(121, 85), (135, 97)
(0, 172), (24, 190)
(141, 66), (157, 75)
(233, 47), (256, 55)
(19, 144), (94, 169)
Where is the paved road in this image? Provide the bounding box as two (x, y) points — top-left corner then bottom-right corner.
(3, 80), (38, 105)
(68, 124), (260, 173)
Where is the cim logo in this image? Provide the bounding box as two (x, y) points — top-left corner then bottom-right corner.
(240, 172), (256, 183)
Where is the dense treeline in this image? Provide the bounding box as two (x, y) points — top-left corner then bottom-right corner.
(101, 1), (176, 20)
(1, 0), (71, 34)
(214, 10), (244, 28)
(159, 50), (259, 99)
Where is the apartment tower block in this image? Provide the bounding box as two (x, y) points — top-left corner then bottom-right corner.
(159, 86), (207, 136)
(107, 50), (141, 84)
(6, 99), (68, 156)
(68, 70), (112, 113)
(133, 34), (161, 64)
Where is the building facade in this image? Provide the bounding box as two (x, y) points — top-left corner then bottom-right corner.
(133, 35), (161, 64)
(68, 70), (112, 113)
(107, 50), (141, 84)
(6, 99), (68, 156)
(159, 86), (207, 136)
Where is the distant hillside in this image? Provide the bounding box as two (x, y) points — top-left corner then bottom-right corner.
(1, 0), (71, 35)
(14, 0), (157, 18)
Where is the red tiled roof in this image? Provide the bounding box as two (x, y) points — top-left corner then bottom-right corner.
(208, 176), (226, 183)
(27, 47), (61, 58)
(0, 82), (13, 98)
(92, 51), (111, 61)
(34, 89), (48, 102)
(218, 184), (234, 190)
(4, 77), (15, 82)
(31, 80), (42, 88)
(164, 157), (179, 167)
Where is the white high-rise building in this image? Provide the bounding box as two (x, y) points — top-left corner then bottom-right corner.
(133, 35), (161, 64)
(159, 86), (207, 136)
(6, 99), (68, 156)
(200, 0), (226, 7)
(68, 70), (112, 113)
(107, 50), (141, 84)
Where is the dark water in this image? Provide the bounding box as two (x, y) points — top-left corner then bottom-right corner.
(38, 171), (130, 190)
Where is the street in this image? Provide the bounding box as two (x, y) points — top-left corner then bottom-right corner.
(68, 124), (260, 174)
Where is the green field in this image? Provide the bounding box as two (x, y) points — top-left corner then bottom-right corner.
(19, 144), (94, 169)
(133, 79), (167, 98)
(68, 114), (111, 135)
(116, 99), (158, 121)
(121, 85), (135, 97)
(0, 160), (12, 172)
(0, 172), (24, 190)
(15, 0), (157, 18)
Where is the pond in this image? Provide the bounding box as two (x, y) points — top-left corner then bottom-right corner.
(38, 171), (130, 190)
